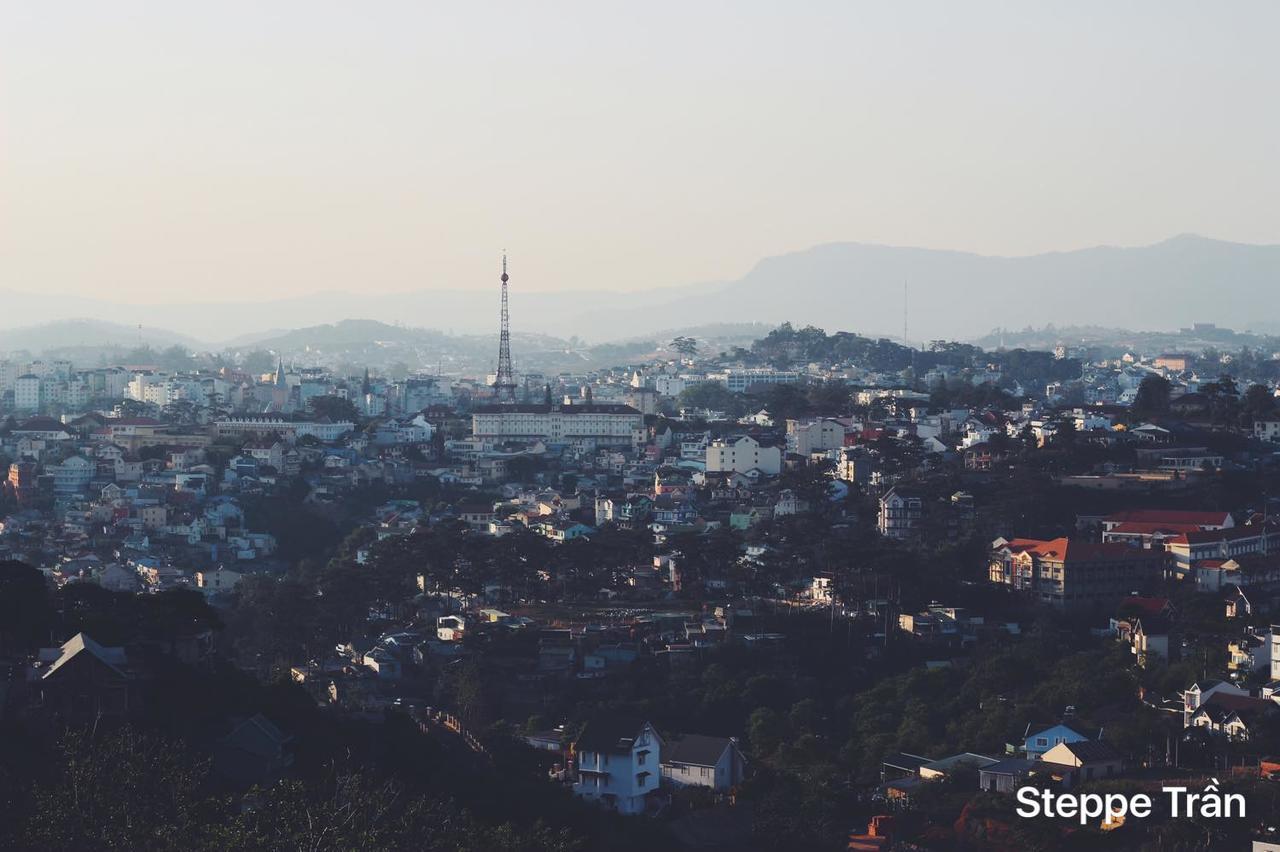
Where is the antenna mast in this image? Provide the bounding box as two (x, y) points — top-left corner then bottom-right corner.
(902, 281), (909, 349)
(493, 253), (517, 403)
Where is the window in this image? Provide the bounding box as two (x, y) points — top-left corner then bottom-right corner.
(1035, 737), (1048, 747)
(700, 767), (710, 779)
(637, 752), (646, 766)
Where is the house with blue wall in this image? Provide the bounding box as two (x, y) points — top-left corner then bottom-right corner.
(1023, 720), (1101, 759)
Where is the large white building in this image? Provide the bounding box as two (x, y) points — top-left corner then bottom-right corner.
(471, 403), (643, 448)
(712, 369), (801, 394)
(786, 418), (847, 455)
(214, 416), (355, 442)
(705, 435), (782, 475)
(654, 375), (689, 397)
(127, 373), (211, 407)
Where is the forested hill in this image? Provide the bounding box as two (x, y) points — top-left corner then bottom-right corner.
(742, 323), (1082, 385)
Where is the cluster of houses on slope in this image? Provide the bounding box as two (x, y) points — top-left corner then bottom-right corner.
(0, 415), (302, 593)
(539, 717), (746, 815)
(881, 717), (1124, 805)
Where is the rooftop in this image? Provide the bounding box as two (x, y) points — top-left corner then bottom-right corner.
(664, 734), (737, 768)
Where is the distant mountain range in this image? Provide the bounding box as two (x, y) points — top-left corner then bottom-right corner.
(1, 235), (1277, 345)
(602, 233), (1280, 343)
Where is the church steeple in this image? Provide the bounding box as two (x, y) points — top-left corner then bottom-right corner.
(275, 358), (287, 388)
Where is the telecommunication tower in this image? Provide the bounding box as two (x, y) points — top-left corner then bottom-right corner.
(493, 254), (517, 403)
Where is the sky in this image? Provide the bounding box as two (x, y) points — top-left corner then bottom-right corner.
(2, 1), (1278, 304)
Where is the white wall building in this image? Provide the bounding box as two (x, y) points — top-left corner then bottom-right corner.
(14, 375), (42, 411)
(214, 416), (354, 442)
(654, 375), (688, 397)
(786, 418), (846, 455)
(705, 435), (781, 476)
(50, 455), (95, 493)
(573, 719), (664, 815)
(471, 403), (643, 447)
(660, 735), (747, 792)
(711, 369), (801, 394)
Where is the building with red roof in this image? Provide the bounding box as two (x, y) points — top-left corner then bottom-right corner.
(1101, 509), (1233, 550)
(990, 536), (1168, 612)
(1164, 522), (1280, 580)
(1103, 509), (1233, 530)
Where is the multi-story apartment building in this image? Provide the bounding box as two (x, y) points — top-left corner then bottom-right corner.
(705, 435), (781, 476)
(653, 375), (688, 397)
(1164, 523), (1280, 578)
(49, 455), (95, 494)
(786, 417), (847, 455)
(214, 415), (355, 442)
(0, 360), (23, 393)
(1101, 509), (1233, 544)
(878, 487), (924, 540)
(710, 369), (801, 394)
(989, 537), (1167, 611)
(14, 374), (42, 411)
(471, 403), (643, 448)
(836, 447), (874, 485)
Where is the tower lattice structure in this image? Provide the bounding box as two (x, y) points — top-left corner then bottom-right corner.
(493, 254), (517, 403)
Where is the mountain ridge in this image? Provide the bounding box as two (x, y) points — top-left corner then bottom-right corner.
(2, 235), (1277, 342)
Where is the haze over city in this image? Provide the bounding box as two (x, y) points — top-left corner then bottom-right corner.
(7, 6), (1280, 851)
(3, 1), (1279, 309)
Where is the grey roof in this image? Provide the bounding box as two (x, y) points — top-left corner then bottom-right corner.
(42, 633), (127, 680)
(219, 713), (291, 755)
(921, 753), (1000, 773)
(985, 758), (1078, 777)
(1058, 740), (1122, 763)
(664, 734), (737, 768)
(882, 752), (933, 772)
(979, 758), (1039, 776)
(575, 716), (653, 755)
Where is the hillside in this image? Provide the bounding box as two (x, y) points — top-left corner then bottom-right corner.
(0, 319), (204, 356)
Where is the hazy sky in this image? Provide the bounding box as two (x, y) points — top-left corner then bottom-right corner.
(2, 2), (1277, 303)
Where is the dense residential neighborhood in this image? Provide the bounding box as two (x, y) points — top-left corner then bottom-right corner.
(4, 320), (1280, 850)
(7, 1), (1278, 847)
